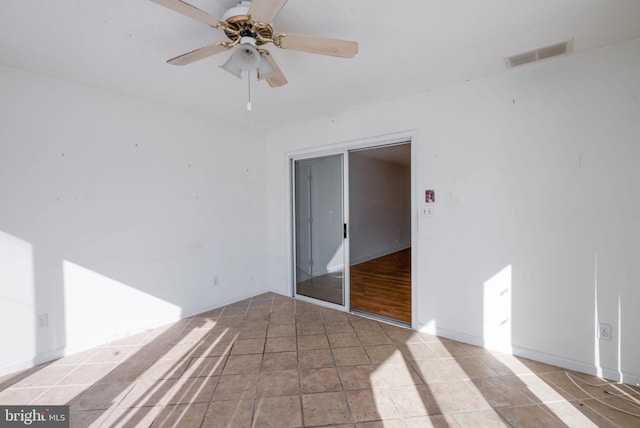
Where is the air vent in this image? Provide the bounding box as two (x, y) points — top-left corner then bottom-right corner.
(505, 39), (573, 68)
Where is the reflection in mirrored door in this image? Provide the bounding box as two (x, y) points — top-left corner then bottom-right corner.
(293, 154), (345, 305)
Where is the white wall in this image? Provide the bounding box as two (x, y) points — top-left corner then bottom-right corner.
(349, 152), (411, 264)
(266, 39), (640, 384)
(0, 66), (268, 375)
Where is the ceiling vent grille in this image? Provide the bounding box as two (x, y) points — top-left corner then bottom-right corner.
(505, 39), (573, 68)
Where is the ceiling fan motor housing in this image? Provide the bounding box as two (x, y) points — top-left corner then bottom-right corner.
(223, 1), (251, 21)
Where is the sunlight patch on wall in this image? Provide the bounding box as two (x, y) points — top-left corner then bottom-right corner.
(63, 260), (180, 349)
(483, 265), (512, 353)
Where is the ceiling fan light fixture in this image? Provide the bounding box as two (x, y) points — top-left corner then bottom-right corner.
(220, 36), (261, 78)
(257, 54), (277, 80)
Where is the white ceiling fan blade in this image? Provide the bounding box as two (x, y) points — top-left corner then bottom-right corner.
(248, 0), (288, 24)
(260, 50), (288, 87)
(149, 0), (224, 28)
(167, 43), (229, 65)
(277, 34), (358, 58)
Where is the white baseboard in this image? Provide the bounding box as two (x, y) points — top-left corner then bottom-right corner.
(351, 244), (411, 266)
(420, 325), (640, 387)
(0, 288), (271, 378)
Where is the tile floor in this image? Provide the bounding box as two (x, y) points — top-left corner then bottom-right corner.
(1, 292), (639, 427)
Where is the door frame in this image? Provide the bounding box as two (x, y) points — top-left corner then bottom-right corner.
(286, 130), (419, 329)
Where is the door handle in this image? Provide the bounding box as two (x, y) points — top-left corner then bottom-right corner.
(344, 223), (347, 239)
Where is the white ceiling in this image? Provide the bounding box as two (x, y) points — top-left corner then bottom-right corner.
(1, 1), (640, 131)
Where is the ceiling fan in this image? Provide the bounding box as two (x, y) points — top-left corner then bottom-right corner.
(150, 0), (359, 88)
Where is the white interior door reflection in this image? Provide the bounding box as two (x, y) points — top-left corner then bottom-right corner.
(294, 154), (345, 306)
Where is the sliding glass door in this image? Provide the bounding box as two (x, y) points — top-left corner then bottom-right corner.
(293, 154), (345, 306)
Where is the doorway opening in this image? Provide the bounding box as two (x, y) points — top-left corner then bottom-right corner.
(290, 134), (415, 325)
(348, 143), (411, 324)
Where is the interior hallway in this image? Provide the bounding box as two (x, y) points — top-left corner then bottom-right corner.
(0, 292), (638, 427)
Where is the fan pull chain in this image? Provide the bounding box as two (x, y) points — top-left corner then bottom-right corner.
(246, 70), (252, 111)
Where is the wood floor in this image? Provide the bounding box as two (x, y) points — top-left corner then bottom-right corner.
(350, 248), (411, 323)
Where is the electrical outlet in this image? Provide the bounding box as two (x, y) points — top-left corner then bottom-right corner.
(38, 314), (49, 328)
(598, 323), (612, 341)
(213, 276), (219, 286)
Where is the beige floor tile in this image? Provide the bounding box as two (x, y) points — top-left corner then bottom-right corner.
(151, 402), (209, 427)
(357, 332), (393, 346)
(496, 404), (565, 427)
(72, 381), (134, 410)
(428, 340), (470, 358)
(582, 396), (640, 427)
(261, 352), (298, 372)
(428, 380), (493, 414)
(364, 345), (400, 364)
(0, 386), (49, 404)
(454, 357), (501, 380)
(102, 405), (164, 428)
(11, 364), (78, 388)
(295, 312), (323, 324)
(333, 346), (371, 366)
(181, 356), (226, 378)
(167, 376), (217, 404)
(271, 304), (295, 314)
(321, 310), (349, 322)
(302, 391), (351, 426)
(140, 358), (190, 381)
(411, 358), (466, 383)
(516, 373), (571, 403)
(257, 369), (299, 396)
(265, 336), (297, 353)
(101, 361), (150, 383)
(338, 365), (376, 390)
(538, 370), (611, 400)
(9, 294), (637, 428)
(267, 323), (296, 337)
(194, 339), (234, 358)
(230, 338), (265, 355)
(50, 349), (99, 365)
(56, 363), (117, 386)
(329, 332), (361, 348)
(222, 354), (262, 375)
(543, 400), (610, 427)
(254, 394), (302, 427)
(270, 312), (295, 324)
(471, 375), (537, 408)
(451, 409), (509, 427)
(236, 325), (268, 339)
(370, 361), (422, 388)
(379, 326), (423, 345)
(386, 385), (440, 417)
(30, 384), (90, 405)
(297, 334), (330, 351)
(116, 379), (178, 408)
(403, 415), (458, 428)
(202, 398), (254, 427)
(347, 389), (399, 423)
(69, 409), (113, 428)
(397, 343), (439, 361)
(212, 374), (258, 401)
(296, 322), (326, 336)
(325, 321), (355, 334)
(300, 367), (342, 393)
(298, 349), (334, 369)
(86, 346), (137, 363)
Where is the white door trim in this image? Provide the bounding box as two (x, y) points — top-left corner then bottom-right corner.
(286, 130), (419, 329)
